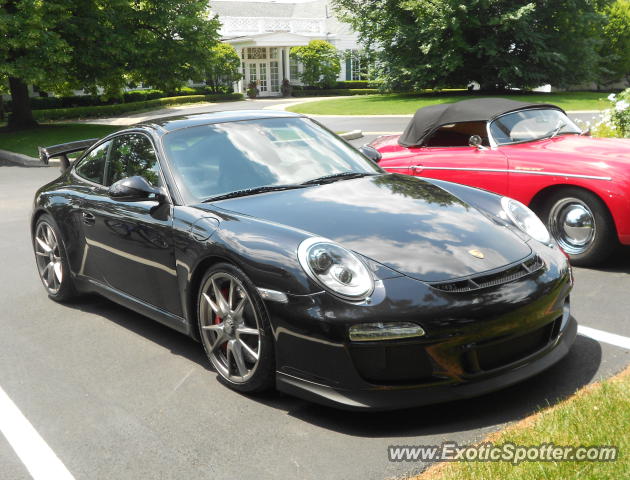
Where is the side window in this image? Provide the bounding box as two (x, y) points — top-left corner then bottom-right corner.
(106, 134), (162, 187)
(425, 122), (490, 147)
(74, 141), (111, 185)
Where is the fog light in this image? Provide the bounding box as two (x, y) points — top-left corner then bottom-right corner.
(349, 322), (426, 342)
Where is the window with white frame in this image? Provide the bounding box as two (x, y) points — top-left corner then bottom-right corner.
(247, 47), (267, 59)
(347, 50), (371, 81)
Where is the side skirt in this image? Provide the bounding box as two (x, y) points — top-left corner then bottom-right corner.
(82, 278), (192, 337)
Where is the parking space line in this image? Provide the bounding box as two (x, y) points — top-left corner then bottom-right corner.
(0, 385), (74, 480)
(578, 325), (630, 350)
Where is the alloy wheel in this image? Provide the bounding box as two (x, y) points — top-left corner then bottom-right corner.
(199, 272), (262, 383)
(34, 222), (63, 294)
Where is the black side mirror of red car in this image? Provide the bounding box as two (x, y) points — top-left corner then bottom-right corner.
(359, 145), (382, 163)
(108, 176), (167, 203)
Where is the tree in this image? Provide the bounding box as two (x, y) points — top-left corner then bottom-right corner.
(332, 0), (605, 91)
(0, 0), (220, 129)
(290, 40), (341, 88)
(205, 43), (242, 93)
(598, 0), (630, 86)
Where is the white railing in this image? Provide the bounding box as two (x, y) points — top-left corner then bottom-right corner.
(220, 16), (325, 35)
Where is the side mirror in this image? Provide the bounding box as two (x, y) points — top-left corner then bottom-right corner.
(468, 135), (486, 150)
(108, 176), (166, 203)
(359, 145), (382, 163)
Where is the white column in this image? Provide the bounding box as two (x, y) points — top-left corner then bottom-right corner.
(238, 48), (245, 93)
(282, 47), (289, 81)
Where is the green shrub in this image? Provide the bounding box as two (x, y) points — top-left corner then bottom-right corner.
(334, 80), (382, 89)
(291, 88), (380, 97)
(32, 93), (243, 121)
(122, 89), (164, 102)
(608, 89), (630, 137)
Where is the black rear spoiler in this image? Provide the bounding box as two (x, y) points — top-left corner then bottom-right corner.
(38, 138), (98, 170)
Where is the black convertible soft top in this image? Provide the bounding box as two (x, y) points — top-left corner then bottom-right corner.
(398, 98), (563, 147)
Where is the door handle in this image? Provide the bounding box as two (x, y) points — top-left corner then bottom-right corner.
(82, 211), (96, 225)
(411, 164), (424, 174)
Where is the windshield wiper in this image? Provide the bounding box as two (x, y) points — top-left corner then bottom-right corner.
(543, 121), (567, 139)
(301, 171), (376, 185)
(202, 184), (306, 202)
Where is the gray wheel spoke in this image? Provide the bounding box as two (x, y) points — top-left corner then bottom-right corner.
(236, 326), (259, 337)
(35, 251), (48, 257)
(201, 323), (223, 332)
(239, 339), (259, 362)
(227, 280), (235, 310)
(209, 332), (228, 354)
(45, 227), (56, 250)
(230, 340), (248, 377)
(53, 262), (63, 284)
(46, 263), (55, 286)
(42, 263), (52, 285)
(36, 237), (51, 253)
(211, 279), (230, 316)
(202, 292), (221, 317)
(233, 297), (246, 319)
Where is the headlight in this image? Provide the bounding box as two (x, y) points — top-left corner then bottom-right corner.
(297, 237), (374, 300)
(501, 197), (551, 244)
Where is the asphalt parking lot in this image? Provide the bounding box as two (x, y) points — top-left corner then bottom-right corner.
(0, 165), (628, 480)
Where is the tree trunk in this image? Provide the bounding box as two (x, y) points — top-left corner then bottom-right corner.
(8, 77), (38, 130)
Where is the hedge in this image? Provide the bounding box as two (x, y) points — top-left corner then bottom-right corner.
(291, 88), (380, 97)
(334, 81), (382, 89)
(32, 93), (243, 121)
(11, 86), (234, 111)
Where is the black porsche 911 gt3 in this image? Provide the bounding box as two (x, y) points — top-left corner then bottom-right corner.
(32, 110), (575, 410)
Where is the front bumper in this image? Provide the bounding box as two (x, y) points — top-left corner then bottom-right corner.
(276, 316), (576, 410)
(264, 245), (574, 410)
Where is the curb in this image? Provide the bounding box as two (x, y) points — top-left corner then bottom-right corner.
(339, 130), (363, 140)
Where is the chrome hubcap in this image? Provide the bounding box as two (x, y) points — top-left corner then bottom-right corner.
(34, 222), (63, 294)
(548, 198), (595, 255)
(199, 273), (261, 383)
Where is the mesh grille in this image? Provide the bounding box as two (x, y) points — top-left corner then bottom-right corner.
(430, 254), (544, 293)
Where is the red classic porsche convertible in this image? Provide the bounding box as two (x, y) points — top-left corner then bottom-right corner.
(369, 98), (630, 266)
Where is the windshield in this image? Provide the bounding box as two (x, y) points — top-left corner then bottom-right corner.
(163, 117), (381, 202)
(489, 109), (581, 145)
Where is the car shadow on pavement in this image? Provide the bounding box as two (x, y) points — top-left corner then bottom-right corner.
(68, 294), (213, 371)
(583, 245), (630, 273)
(66, 295), (602, 439)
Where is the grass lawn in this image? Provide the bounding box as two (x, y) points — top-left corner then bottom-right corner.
(287, 92), (613, 115)
(0, 123), (121, 157)
(416, 365), (630, 480)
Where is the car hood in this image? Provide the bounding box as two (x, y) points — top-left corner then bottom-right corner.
(194, 175), (532, 283)
(501, 135), (630, 167)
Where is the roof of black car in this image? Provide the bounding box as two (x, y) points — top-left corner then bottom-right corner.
(136, 110), (304, 132)
(398, 98), (563, 147)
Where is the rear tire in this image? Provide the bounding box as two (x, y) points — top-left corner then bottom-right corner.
(538, 188), (617, 267)
(33, 214), (78, 302)
(197, 263), (275, 393)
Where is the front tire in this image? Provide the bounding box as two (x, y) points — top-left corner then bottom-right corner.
(197, 263), (275, 393)
(539, 188), (617, 267)
(33, 214), (77, 302)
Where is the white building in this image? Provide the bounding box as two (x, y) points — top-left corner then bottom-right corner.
(211, 0), (365, 96)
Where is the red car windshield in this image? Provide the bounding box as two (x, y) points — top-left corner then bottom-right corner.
(490, 109), (582, 145)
